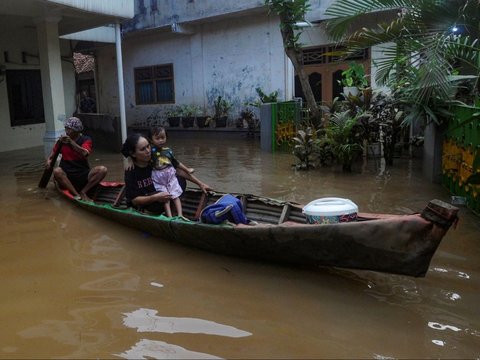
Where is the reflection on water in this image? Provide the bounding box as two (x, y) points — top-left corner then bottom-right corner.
(428, 322), (462, 332)
(150, 282), (164, 288)
(116, 339), (222, 359)
(1, 133), (479, 358)
(122, 308), (252, 337)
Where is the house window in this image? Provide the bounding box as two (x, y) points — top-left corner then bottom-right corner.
(135, 64), (174, 104)
(6, 70), (45, 126)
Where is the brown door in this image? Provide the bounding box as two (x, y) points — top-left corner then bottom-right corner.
(294, 45), (371, 104)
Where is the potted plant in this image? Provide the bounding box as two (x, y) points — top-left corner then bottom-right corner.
(181, 105), (198, 128)
(213, 96), (232, 127)
(325, 110), (363, 172)
(293, 127), (316, 170)
(340, 63), (368, 98)
(165, 106), (182, 127)
(240, 108), (254, 127)
(255, 87), (279, 104)
(195, 108), (209, 128)
(240, 107), (259, 137)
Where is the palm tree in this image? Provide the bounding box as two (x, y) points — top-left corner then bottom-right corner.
(323, 0), (480, 122)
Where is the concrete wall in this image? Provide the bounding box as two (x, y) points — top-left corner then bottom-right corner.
(96, 12), (286, 126)
(48, 0), (134, 18)
(201, 15), (285, 117)
(95, 1), (392, 127)
(0, 29), (76, 152)
(123, 0), (265, 32)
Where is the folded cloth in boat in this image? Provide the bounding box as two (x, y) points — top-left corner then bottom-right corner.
(200, 194), (248, 224)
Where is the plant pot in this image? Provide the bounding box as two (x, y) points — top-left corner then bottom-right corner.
(182, 116), (195, 128)
(343, 86), (359, 98)
(168, 117), (181, 127)
(215, 116), (227, 128)
(196, 116), (208, 128)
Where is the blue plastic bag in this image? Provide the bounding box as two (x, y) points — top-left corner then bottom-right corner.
(200, 194), (248, 224)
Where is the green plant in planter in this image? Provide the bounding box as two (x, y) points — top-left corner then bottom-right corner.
(249, 88), (279, 107)
(165, 106), (182, 127)
(181, 105), (198, 117)
(240, 107), (258, 126)
(255, 87), (278, 103)
(340, 63), (368, 88)
(240, 108), (255, 120)
(213, 96), (232, 127)
(195, 107), (210, 128)
(181, 105), (199, 128)
(325, 110), (363, 172)
(213, 96), (232, 118)
(293, 127), (317, 170)
(313, 133), (335, 167)
(165, 106), (180, 118)
(241, 107), (259, 137)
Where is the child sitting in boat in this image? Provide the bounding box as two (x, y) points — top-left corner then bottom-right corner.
(124, 126), (194, 217)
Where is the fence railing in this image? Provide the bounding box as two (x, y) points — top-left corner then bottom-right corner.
(442, 103), (480, 215)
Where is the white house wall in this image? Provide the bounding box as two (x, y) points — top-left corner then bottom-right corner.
(201, 15), (285, 116)
(0, 28), (76, 152)
(123, 0), (265, 32)
(97, 13), (286, 125)
(96, 4), (391, 127)
(97, 16), (286, 124)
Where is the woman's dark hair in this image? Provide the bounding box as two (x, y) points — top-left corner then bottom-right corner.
(148, 126), (166, 139)
(121, 133), (144, 158)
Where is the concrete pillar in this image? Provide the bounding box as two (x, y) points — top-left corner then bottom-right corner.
(36, 15), (66, 157)
(423, 121), (444, 183)
(115, 22), (127, 144)
(284, 55), (294, 100)
(260, 103), (273, 152)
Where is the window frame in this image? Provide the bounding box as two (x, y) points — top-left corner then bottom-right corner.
(6, 69), (45, 127)
(134, 63), (175, 105)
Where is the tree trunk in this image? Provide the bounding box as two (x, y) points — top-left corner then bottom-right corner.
(285, 48), (322, 127)
(279, 14), (322, 128)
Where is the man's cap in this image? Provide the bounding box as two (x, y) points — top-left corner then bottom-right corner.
(64, 117), (83, 132)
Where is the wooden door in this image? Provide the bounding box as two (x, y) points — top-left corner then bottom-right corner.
(294, 45), (371, 104)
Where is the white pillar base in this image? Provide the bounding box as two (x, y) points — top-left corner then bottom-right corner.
(43, 129), (64, 158)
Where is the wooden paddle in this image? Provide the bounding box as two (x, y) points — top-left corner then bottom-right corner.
(38, 140), (63, 188)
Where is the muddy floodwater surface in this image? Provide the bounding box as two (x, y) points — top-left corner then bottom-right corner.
(0, 132), (479, 359)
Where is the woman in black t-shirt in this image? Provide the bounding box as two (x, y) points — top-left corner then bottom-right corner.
(122, 133), (211, 213)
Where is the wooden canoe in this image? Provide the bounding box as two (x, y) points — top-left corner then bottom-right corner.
(57, 182), (459, 277)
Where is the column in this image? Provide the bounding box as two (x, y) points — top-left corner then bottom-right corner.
(115, 22), (127, 144)
(36, 15), (66, 157)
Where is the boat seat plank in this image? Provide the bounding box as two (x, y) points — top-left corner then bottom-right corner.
(240, 196), (247, 214)
(278, 204), (290, 224)
(113, 186), (126, 208)
(194, 192), (208, 220)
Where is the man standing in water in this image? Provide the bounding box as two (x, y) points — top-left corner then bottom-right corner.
(45, 117), (107, 201)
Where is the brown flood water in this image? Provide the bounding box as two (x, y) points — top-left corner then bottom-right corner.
(0, 132), (479, 359)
